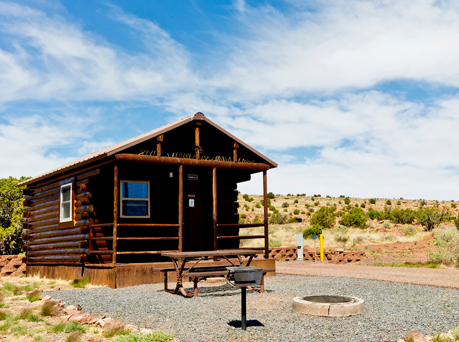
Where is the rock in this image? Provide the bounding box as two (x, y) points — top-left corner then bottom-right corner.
(335, 248), (344, 253)
(66, 304), (82, 311)
(124, 324), (138, 332)
(140, 328), (153, 334)
(40, 295), (52, 301)
(405, 331), (424, 342)
(68, 312), (91, 324)
(96, 317), (115, 328)
(379, 220), (384, 224)
(64, 309), (80, 316)
(88, 314), (105, 324)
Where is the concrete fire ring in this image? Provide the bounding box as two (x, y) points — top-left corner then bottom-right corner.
(293, 295), (364, 317)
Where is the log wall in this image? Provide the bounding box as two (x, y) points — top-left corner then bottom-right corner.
(23, 168), (103, 265)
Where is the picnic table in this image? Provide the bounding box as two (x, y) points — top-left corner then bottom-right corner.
(160, 249), (269, 298)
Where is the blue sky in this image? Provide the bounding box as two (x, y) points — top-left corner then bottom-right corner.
(1, 0), (459, 200)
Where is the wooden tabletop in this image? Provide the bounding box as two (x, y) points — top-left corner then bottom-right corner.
(161, 249), (261, 258)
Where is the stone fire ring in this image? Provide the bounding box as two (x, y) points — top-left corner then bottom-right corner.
(293, 295), (364, 317)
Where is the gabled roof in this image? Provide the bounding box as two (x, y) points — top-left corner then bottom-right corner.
(19, 113), (277, 186)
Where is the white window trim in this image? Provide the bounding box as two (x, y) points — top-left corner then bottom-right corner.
(60, 183), (73, 223)
(120, 180), (150, 218)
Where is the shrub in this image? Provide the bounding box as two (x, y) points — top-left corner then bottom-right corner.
(293, 199), (298, 204)
(242, 194), (253, 202)
(293, 209), (300, 215)
(26, 289), (40, 302)
(267, 192), (275, 199)
(382, 221), (391, 229)
(381, 235), (396, 241)
(269, 239), (282, 247)
(334, 233), (349, 244)
(452, 203), (457, 209)
(66, 332), (82, 342)
(240, 214), (246, 219)
(398, 225), (418, 236)
(69, 277), (91, 288)
(301, 211), (305, 214)
(111, 332), (174, 342)
(352, 236), (364, 245)
(260, 199), (271, 206)
(303, 225), (323, 239)
(103, 326), (130, 338)
(286, 218), (298, 223)
(308, 208), (314, 213)
(310, 207), (336, 229)
(416, 208), (445, 231)
(344, 197), (351, 205)
(390, 208), (416, 224)
(360, 203), (365, 208)
(334, 225), (348, 233)
(366, 209), (381, 220)
(397, 201), (401, 205)
(282, 202), (289, 208)
(255, 203), (261, 208)
(340, 208), (366, 228)
(386, 200), (392, 205)
(41, 301), (56, 316)
(268, 213), (287, 225)
(48, 321), (86, 334)
(314, 201), (320, 206)
(369, 198), (376, 204)
(253, 216), (263, 224)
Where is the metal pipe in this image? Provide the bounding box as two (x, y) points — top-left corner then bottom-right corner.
(241, 287), (247, 330)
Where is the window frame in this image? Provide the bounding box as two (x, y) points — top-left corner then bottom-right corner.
(59, 183), (73, 223)
(120, 180), (150, 218)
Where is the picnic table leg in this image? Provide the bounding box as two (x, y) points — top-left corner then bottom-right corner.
(174, 258), (193, 298)
(193, 277), (199, 297)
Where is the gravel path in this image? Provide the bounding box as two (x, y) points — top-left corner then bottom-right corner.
(45, 274), (459, 342)
(276, 261), (459, 289)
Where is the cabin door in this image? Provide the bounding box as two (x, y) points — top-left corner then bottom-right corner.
(182, 167), (213, 251)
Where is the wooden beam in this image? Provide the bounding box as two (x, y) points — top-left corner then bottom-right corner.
(178, 165), (183, 252)
(115, 154), (270, 171)
(233, 142), (239, 162)
(117, 223), (179, 227)
(263, 170), (269, 259)
(113, 164), (119, 264)
(116, 250), (177, 255)
(217, 235), (265, 239)
(195, 125), (200, 160)
(217, 223), (265, 228)
(156, 134), (163, 157)
(25, 234), (89, 246)
(76, 169), (100, 180)
(212, 167), (217, 251)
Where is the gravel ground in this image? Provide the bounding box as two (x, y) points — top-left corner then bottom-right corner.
(276, 261), (459, 289)
(45, 274), (459, 342)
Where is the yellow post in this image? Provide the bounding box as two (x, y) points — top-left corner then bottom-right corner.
(320, 234), (324, 262)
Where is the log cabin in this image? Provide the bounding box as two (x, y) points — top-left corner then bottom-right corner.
(19, 113), (277, 288)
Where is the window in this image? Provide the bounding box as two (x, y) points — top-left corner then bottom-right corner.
(120, 181), (150, 218)
(60, 183), (73, 222)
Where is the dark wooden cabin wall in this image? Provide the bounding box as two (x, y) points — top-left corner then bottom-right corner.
(23, 167), (102, 265)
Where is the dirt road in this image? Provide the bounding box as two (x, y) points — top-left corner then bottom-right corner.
(276, 261), (459, 289)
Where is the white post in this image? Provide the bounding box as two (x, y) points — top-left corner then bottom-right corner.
(296, 233), (303, 261)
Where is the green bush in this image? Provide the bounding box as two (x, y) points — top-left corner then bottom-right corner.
(303, 225), (322, 239)
(369, 198), (376, 204)
(360, 203), (365, 208)
(48, 321), (86, 334)
(416, 208), (446, 231)
(310, 207), (336, 229)
(69, 277), (91, 288)
(267, 192), (275, 199)
(340, 208), (366, 228)
(268, 213), (287, 225)
(397, 201), (401, 205)
(255, 203), (261, 209)
(253, 216), (263, 224)
(282, 202), (289, 208)
(308, 208), (314, 213)
(240, 214), (246, 219)
(398, 225), (418, 236)
(40, 301), (56, 316)
(419, 199), (427, 207)
(366, 209), (381, 220)
(386, 200), (392, 205)
(293, 209), (300, 215)
(314, 201), (320, 206)
(286, 218), (298, 224)
(293, 199), (298, 204)
(390, 208), (416, 224)
(242, 194), (253, 202)
(268, 205), (276, 211)
(301, 211), (305, 214)
(26, 290), (40, 302)
(382, 221), (391, 229)
(344, 197), (351, 205)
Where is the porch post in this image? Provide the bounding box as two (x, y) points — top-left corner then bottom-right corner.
(113, 164), (119, 264)
(263, 170), (269, 259)
(178, 165), (183, 252)
(212, 167), (217, 250)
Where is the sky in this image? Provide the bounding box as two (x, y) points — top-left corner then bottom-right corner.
(1, 0), (459, 200)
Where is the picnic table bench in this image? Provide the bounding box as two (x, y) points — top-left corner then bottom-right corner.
(157, 249), (274, 297)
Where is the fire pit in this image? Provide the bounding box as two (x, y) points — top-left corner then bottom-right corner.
(293, 295), (364, 317)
